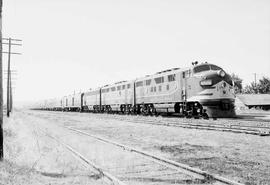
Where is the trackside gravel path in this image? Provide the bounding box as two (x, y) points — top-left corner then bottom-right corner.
(1, 111), (109, 185)
(4, 109), (270, 184)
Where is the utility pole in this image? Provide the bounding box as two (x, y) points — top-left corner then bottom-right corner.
(4, 70), (16, 113)
(6, 38), (11, 117)
(254, 73), (257, 86)
(254, 73), (257, 94)
(2, 70), (16, 117)
(0, 0), (3, 161)
(2, 38), (21, 117)
(10, 75), (12, 113)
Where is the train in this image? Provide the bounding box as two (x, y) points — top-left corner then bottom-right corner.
(37, 62), (236, 118)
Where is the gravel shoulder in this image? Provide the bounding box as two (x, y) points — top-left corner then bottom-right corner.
(2, 109), (270, 185)
(1, 112), (107, 185)
(26, 110), (270, 185)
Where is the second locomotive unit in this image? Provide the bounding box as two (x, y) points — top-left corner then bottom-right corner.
(42, 62), (236, 118)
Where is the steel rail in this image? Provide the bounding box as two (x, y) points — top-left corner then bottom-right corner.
(120, 116), (270, 130)
(166, 119), (270, 130)
(36, 110), (270, 135)
(130, 120), (270, 136)
(99, 113), (270, 130)
(44, 132), (127, 185)
(102, 116), (270, 136)
(66, 126), (244, 185)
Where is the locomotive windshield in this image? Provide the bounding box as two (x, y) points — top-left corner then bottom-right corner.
(210, 64), (222, 71)
(193, 64), (210, 73)
(194, 64), (222, 73)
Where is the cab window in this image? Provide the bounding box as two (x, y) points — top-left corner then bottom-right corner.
(136, 81), (143, 87)
(168, 74), (175, 82)
(154, 77), (164, 84)
(145, 79), (151, 86)
(194, 65), (210, 73)
(210, 65), (222, 71)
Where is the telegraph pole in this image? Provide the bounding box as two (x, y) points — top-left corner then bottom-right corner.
(2, 39), (21, 117)
(254, 73), (257, 94)
(0, 0), (21, 159)
(6, 38), (11, 117)
(0, 0), (3, 160)
(10, 75), (12, 112)
(254, 73), (257, 86)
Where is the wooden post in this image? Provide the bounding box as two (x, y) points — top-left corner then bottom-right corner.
(6, 38), (11, 117)
(0, 0), (4, 160)
(10, 74), (12, 113)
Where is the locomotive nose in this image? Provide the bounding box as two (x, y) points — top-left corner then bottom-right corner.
(200, 70), (233, 87)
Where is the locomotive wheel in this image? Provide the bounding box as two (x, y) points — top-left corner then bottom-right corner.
(104, 106), (108, 113)
(149, 105), (156, 115)
(202, 110), (209, 119)
(141, 105), (147, 115)
(126, 105), (131, 114)
(145, 105), (152, 116)
(108, 106), (112, 113)
(124, 105), (130, 114)
(132, 105), (138, 114)
(120, 105), (126, 114)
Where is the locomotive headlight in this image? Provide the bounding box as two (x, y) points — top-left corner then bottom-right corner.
(200, 79), (212, 86)
(218, 70), (226, 77)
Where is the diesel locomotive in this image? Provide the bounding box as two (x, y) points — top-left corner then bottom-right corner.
(39, 62), (236, 118)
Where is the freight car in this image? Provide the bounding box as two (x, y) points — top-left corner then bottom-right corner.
(40, 62), (236, 118)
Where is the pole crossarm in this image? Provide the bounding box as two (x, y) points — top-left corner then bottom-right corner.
(2, 42), (22, 46)
(4, 71), (17, 73)
(2, 37), (22, 42)
(2, 51), (22, 55)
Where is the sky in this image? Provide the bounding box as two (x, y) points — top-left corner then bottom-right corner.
(2, 0), (270, 103)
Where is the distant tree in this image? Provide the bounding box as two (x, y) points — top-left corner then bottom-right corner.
(243, 76), (270, 94)
(258, 77), (270, 94)
(243, 82), (256, 94)
(231, 73), (243, 94)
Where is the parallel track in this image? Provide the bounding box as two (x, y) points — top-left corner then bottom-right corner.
(97, 115), (270, 136)
(44, 131), (127, 185)
(65, 126), (244, 185)
(37, 110), (270, 136)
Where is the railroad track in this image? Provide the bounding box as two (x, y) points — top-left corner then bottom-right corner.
(43, 128), (207, 185)
(95, 115), (270, 136)
(131, 119), (270, 136)
(26, 110), (251, 184)
(63, 126), (244, 185)
(43, 131), (126, 185)
(33, 110), (270, 136)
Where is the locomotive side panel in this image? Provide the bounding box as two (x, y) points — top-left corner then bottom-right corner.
(102, 81), (134, 111)
(73, 93), (82, 109)
(83, 90), (100, 110)
(135, 71), (182, 105)
(62, 96), (68, 109)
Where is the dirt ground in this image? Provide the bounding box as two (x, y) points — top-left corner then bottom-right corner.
(1, 109), (270, 185)
(1, 112), (107, 185)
